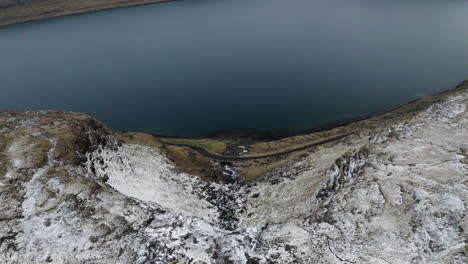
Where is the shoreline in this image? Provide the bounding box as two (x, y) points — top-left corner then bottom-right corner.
(1, 80), (466, 181)
(117, 80), (468, 181)
(153, 80), (468, 142)
(163, 132), (354, 162)
(0, 0), (172, 27)
(1, 76), (466, 263)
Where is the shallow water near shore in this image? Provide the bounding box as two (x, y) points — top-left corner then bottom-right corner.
(1, 0), (468, 137)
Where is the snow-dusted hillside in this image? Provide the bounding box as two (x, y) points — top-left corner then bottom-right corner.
(0, 87), (467, 263)
(240, 94), (467, 263)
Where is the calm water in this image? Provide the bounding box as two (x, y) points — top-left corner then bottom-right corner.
(1, 0), (468, 137)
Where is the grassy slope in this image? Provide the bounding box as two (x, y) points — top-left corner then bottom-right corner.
(158, 138), (228, 155)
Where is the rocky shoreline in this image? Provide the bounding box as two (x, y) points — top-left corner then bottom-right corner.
(0, 83), (467, 263)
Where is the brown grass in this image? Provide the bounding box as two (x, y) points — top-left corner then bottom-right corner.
(158, 137), (228, 155)
(246, 85), (468, 157)
(116, 132), (163, 149)
(164, 145), (216, 181)
(239, 83), (468, 181)
(0, 0), (169, 27)
(0, 134), (12, 176)
(238, 153), (300, 181)
(28, 137), (53, 168)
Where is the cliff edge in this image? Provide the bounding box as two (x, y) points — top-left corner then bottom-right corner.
(0, 84), (467, 263)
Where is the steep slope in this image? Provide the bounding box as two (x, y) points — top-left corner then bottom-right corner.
(0, 85), (467, 263)
(240, 92), (467, 263)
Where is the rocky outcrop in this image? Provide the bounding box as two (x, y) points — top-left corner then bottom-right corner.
(0, 111), (251, 263)
(0, 86), (467, 263)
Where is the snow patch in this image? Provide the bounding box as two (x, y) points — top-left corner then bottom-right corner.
(87, 144), (217, 221)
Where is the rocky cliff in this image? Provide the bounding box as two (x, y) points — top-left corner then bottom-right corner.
(0, 85), (467, 263)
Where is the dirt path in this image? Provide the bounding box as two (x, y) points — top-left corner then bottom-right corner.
(164, 132), (354, 162)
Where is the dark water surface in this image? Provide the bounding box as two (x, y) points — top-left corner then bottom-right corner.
(1, 0), (468, 136)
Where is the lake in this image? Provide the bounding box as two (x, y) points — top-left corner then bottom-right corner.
(1, 0), (468, 137)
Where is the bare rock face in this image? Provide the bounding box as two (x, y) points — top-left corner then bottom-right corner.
(0, 87), (467, 263)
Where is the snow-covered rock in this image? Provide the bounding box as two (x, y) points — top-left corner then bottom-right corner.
(0, 86), (467, 263)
